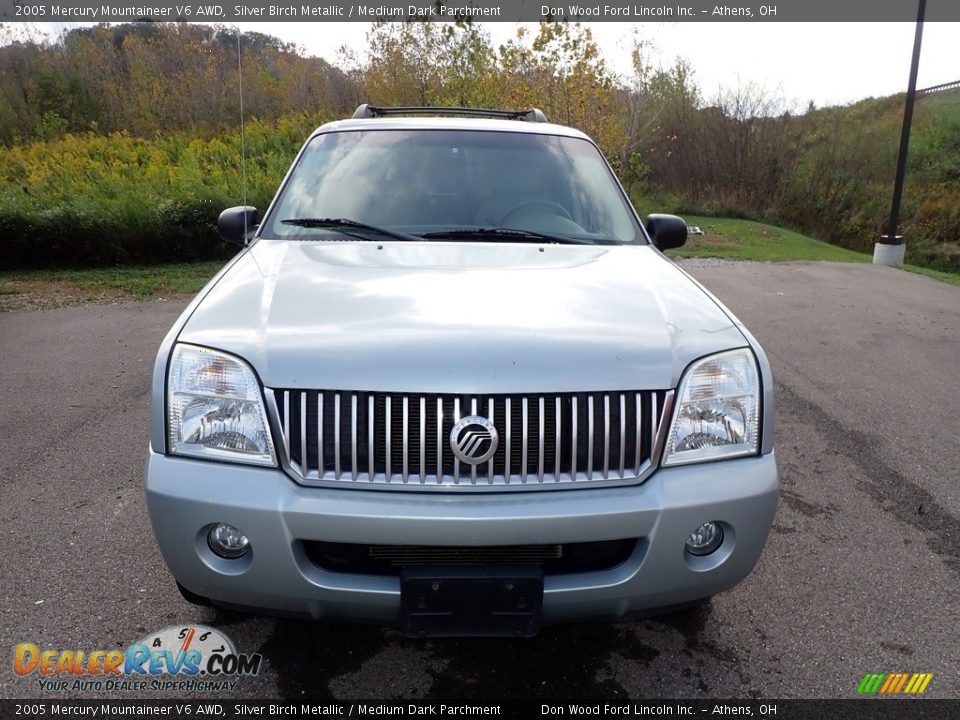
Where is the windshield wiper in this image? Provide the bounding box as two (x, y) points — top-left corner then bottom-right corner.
(420, 227), (592, 245)
(281, 218), (422, 242)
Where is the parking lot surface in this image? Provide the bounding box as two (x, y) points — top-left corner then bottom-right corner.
(1, 260), (957, 699)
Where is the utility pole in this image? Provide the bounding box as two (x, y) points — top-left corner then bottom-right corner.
(874, 0), (926, 266)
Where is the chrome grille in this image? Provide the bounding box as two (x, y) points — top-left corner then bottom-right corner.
(271, 390), (670, 490)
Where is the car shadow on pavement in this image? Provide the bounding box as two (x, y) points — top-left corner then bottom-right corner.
(228, 603), (715, 699)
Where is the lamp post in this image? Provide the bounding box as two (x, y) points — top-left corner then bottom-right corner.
(874, 0), (926, 266)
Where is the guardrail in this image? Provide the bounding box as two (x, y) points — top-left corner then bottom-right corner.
(917, 79), (960, 96)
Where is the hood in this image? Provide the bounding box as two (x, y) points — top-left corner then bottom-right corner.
(177, 240), (747, 392)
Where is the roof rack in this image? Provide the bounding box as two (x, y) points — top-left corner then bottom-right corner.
(352, 104), (549, 123)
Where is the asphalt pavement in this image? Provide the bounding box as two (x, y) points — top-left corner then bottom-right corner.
(1, 260), (957, 700)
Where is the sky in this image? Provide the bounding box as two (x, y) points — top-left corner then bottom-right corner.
(31, 21), (959, 109)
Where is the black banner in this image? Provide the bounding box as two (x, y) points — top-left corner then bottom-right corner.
(2, 700), (959, 720)
(2, 0), (960, 23)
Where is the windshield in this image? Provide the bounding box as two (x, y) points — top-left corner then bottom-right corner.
(261, 129), (643, 244)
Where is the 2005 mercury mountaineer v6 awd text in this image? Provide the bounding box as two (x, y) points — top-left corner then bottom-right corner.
(145, 105), (779, 637)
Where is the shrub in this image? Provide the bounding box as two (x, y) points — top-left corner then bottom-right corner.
(0, 114), (322, 269)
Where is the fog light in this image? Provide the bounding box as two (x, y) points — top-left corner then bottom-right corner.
(685, 522), (723, 556)
(208, 523), (250, 559)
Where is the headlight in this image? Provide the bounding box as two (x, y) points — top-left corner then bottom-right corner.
(167, 344), (276, 466)
(662, 348), (760, 467)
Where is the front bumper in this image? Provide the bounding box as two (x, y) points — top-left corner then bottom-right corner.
(145, 449), (778, 625)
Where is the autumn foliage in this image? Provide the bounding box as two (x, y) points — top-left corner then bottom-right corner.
(0, 21), (957, 271)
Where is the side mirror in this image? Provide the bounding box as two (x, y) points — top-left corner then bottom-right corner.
(218, 206), (258, 246)
(646, 214), (687, 251)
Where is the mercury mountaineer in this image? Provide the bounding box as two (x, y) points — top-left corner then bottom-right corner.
(145, 105), (779, 637)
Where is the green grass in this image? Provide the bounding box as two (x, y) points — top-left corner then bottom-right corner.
(901, 264), (960, 287)
(4, 261), (225, 297)
(0, 260), (225, 311)
(665, 216), (872, 263)
(664, 215), (960, 286)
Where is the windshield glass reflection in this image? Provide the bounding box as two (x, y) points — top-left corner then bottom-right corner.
(262, 129), (641, 244)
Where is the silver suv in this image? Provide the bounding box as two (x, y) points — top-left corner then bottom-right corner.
(146, 106), (778, 637)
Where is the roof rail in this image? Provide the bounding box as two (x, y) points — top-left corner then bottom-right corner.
(352, 104), (549, 123)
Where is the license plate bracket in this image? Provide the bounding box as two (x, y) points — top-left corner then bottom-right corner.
(400, 566), (543, 638)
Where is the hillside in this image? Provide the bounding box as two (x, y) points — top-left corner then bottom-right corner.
(921, 88), (960, 121)
(0, 23), (957, 271)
